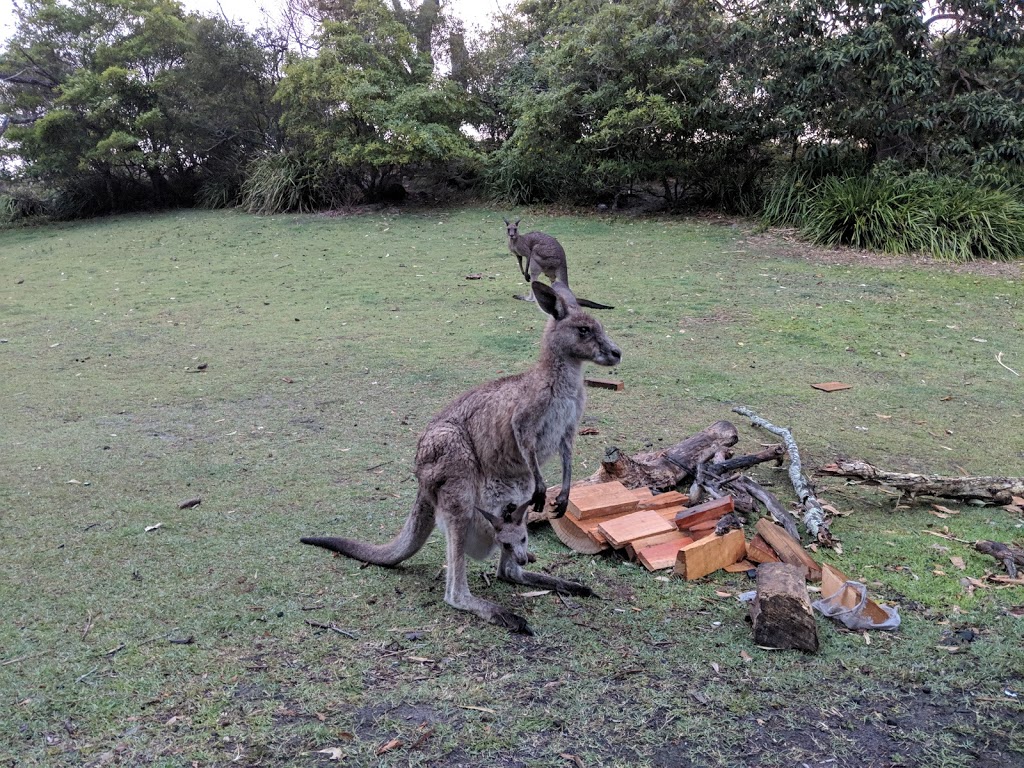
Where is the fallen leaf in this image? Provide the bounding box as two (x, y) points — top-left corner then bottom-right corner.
(927, 509), (949, 519)
(714, 590), (732, 598)
(936, 645), (963, 653)
(465, 273), (483, 280)
(405, 656), (435, 664)
(932, 504), (960, 516)
(875, 413), (892, 420)
(863, 632), (871, 645)
(578, 427), (600, 435)
(518, 590), (551, 598)
(457, 705), (496, 714)
(950, 556), (966, 571)
(739, 650), (753, 662)
(710, 662), (720, 674)
(316, 747), (345, 760)
(145, 523), (162, 532)
(376, 738), (403, 756)
(560, 753), (585, 768)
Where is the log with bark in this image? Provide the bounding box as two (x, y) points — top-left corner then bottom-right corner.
(974, 540), (1024, 579)
(532, 420), (791, 530)
(819, 459), (1024, 507)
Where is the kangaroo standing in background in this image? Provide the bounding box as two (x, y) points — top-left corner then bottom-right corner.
(301, 281), (621, 634)
(504, 218), (613, 309)
(504, 218), (569, 300)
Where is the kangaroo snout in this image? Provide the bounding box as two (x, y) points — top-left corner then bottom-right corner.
(597, 343), (621, 366)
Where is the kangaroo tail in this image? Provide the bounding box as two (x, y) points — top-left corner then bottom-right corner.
(576, 297), (615, 310)
(301, 495), (435, 567)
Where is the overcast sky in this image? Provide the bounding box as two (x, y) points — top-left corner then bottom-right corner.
(1, 0), (507, 44)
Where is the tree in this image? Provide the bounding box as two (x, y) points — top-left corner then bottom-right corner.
(476, 0), (768, 208)
(265, 0), (479, 208)
(1, 0), (277, 215)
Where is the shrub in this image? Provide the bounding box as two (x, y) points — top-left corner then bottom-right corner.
(801, 175), (920, 253)
(240, 152), (349, 214)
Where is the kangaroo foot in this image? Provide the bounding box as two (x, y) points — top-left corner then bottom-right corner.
(555, 579), (594, 598)
(492, 608), (534, 635)
(513, 293), (534, 302)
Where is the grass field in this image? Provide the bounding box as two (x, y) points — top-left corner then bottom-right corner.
(1, 207), (1022, 767)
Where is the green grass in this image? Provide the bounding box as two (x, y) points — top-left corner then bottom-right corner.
(1, 208), (1022, 767)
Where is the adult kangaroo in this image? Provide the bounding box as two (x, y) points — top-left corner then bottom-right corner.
(504, 218), (613, 309)
(301, 281), (621, 634)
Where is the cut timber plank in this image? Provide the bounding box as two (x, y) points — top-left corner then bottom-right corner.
(754, 518), (821, 582)
(597, 510), (677, 549)
(637, 491), (690, 510)
(637, 536), (696, 571)
(654, 505), (687, 523)
(820, 563), (892, 625)
(724, 559), (756, 573)
(811, 381), (853, 392)
(746, 533), (781, 564)
(749, 562), (819, 652)
(631, 487), (655, 501)
(625, 529), (690, 559)
(673, 529), (746, 580)
(674, 496), (735, 530)
(567, 481), (639, 520)
(584, 377), (624, 391)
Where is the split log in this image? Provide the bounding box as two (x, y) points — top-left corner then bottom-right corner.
(819, 459), (1024, 506)
(673, 529), (746, 580)
(733, 406), (833, 546)
(754, 518), (821, 582)
(750, 562), (819, 652)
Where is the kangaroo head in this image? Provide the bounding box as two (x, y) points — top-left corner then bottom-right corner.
(480, 501), (530, 566)
(503, 217), (521, 243)
(533, 281), (622, 367)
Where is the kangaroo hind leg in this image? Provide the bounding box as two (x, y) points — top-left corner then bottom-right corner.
(438, 489), (534, 635)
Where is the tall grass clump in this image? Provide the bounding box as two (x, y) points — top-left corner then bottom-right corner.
(240, 151), (345, 214)
(912, 178), (1024, 262)
(766, 170), (1024, 262)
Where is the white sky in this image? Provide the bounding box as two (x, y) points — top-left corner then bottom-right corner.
(1, 0), (507, 45)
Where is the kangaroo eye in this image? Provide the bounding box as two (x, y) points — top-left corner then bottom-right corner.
(520, 537), (527, 545)
(577, 326), (591, 337)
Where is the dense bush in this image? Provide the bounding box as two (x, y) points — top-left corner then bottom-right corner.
(768, 172), (1024, 261)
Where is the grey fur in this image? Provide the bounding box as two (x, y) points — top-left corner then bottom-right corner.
(301, 281), (621, 634)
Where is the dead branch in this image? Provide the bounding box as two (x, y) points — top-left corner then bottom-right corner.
(819, 459), (1024, 506)
(974, 541), (1024, 579)
(733, 406), (833, 546)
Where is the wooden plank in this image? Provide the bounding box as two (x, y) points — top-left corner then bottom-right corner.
(685, 518), (720, 533)
(637, 536), (696, 571)
(653, 505), (687, 523)
(754, 518), (821, 582)
(625, 529), (690, 559)
(820, 563), (891, 625)
(746, 533), (781, 564)
(749, 562), (819, 652)
(811, 381), (853, 392)
(674, 495), (734, 530)
(636, 490), (689, 510)
(584, 377), (624, 391)
(673, 529), (746, 580)
(724, 559), (756, 573)
(567, 481), (639, 520)
(597, 510), (677, 549)
(631, 487), (655, 501)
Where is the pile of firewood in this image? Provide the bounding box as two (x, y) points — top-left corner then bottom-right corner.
(551, 481), (821, 581)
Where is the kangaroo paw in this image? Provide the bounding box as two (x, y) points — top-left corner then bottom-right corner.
(492, 609), (534, 636)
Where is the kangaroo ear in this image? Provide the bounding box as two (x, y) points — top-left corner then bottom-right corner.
(533, 281), (566, 319)
(477, 507), (501, 529)
(503, 217), (510, 226)
(514, 218), (521, 226)
(511, 502), (530, 525)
